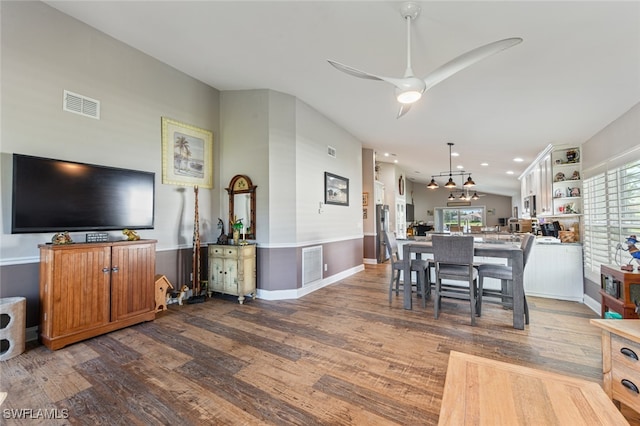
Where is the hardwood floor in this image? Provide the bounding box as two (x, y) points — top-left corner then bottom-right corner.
(1, 264), (638, 425)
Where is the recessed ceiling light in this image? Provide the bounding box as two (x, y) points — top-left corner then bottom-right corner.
(506, 171), (514, 175)
(480, 162), (489, 167)
(456, 165), (464, 169)
(384, 153), (390, 157)
(451, 152), (460, 157)
(394, 159), (398, 163)
(513, 157), (524, 162)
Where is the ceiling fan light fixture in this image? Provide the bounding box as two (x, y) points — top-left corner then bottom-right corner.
(396, 90), (422, 104)
(427, 178), (439, 189)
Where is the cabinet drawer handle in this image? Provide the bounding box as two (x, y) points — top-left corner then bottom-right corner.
(102, 267), (110, 273)
(622, 379), (639, 394)
(621, 347), (639, 361)
(112, 266), (119, 273)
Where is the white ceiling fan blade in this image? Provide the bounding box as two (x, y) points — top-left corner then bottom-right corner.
(327, 60), (409, 87)
(423, 37), (523, 90)
(327, 60), (385, 81)
(397, 103), (412, 119)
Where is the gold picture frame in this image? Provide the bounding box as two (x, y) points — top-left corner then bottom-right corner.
(162, 117), (213, 188)
(362, 192), (369, 206)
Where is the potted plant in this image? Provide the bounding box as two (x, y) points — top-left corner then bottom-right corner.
(231, 217), (243, 245)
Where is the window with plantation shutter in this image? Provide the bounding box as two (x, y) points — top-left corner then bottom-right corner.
(583, 159), (640, 282)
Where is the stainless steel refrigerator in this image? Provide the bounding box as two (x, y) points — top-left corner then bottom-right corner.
(376, 204), (390, 263)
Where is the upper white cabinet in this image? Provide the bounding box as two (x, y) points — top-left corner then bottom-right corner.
(538, 154), (552, 215)
(519, 151), (552, 216)
(374, 181), (385, 205)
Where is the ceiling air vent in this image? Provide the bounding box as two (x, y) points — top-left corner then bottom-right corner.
(327, 146), (336, 158)
(63, 90), (100, 119)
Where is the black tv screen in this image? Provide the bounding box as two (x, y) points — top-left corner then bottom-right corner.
(11, 154), (155, 234)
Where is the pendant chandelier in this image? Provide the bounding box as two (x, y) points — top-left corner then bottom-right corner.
(427, 142), (478, 198)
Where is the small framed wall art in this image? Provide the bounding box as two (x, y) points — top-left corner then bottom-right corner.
(325, 172), (349, 206)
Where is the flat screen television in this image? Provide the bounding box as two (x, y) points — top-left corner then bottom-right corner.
(11, 154), (155, 234)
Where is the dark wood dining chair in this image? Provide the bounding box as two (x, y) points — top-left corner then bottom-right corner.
(432, 235), (479, 325)
(383, 231), (430, 308)
(477, 233), (535, 324)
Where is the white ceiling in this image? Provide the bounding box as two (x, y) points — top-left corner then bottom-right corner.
(45, 1), (640, 197)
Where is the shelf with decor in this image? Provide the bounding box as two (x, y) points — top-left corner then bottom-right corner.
(551, 146), (582, 216)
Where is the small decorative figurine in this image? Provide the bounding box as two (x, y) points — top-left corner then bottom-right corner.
(166, 285), (190, 306)
(52, 231), (73, 245)
(554, 172), (565, 182)
(570, 170), (580, 180)
(624, 235), (640, 269)
(216, 218), (228, 245)
(122, 229), (140, 241)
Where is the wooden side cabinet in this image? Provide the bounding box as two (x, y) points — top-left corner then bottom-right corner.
(39, 240), (157, 350)
(600, 264), (640, 319)
(591, 319), (640, 415)
(208, 244), (256, 304)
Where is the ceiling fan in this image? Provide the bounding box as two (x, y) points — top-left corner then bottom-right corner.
(327, 2), (522, 118)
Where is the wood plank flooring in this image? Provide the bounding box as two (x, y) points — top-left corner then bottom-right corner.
(1, 264), (638, 425)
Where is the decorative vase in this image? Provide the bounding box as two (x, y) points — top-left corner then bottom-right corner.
(233, 229), (240, 245)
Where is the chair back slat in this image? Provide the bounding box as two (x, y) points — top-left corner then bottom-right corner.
(432, 235), (475, 265)
(521, 234), (536, 267)
(383, 231), (400, 263)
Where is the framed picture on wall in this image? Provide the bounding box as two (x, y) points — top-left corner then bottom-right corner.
(362, 192), (369, 206)
(325, 172), (349, 206)
(161, 117), (213, 188)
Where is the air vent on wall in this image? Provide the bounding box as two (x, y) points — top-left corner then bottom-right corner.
(63, 90), (100, 119)
(327, 146), (336, 158)
(302, 246), (323, 286)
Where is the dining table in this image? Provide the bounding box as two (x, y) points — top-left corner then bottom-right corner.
(402, 239), (526, 330)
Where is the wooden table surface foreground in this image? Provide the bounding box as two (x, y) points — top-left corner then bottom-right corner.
(439, 351), (628, 425)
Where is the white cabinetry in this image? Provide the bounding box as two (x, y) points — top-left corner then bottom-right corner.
(523, 243), (584, 302)
(396, 197), (406, 239)
(520, 153), (552, 216)
(374, 181), (385, 205)
(538, 155), (552, 214)
(208, 244), (256, 304)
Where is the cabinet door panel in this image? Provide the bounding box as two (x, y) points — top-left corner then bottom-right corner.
(51, 247), (111, 337)
(223, 259), (239, 293)
(209, 257), (225, 291)
(111, 243), (155, 321)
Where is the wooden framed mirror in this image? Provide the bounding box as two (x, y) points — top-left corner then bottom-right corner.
(226, 175), (257, 240)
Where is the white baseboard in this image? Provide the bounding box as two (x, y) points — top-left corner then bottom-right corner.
(257, 264), (365, 300)
(583, 293), (601, 315)
(363, 258), (377, 265)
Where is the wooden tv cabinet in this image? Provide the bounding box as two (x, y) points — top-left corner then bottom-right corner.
(600, 264), (640, 319)
(39, 239), (157, 350)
